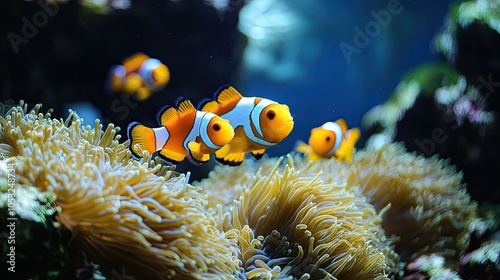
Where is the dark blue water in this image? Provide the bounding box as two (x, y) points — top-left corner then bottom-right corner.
(239, 0), (454, 156)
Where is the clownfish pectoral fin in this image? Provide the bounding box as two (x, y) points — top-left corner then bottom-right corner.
(127, 122), (156, 159)
(158, 148), (185, 165)
(346, 127), (361, 145)
(307, 151), (323, 161)
(251, 149), (266, 160)
(335, 118), (349, 135)
(294, 141), (323, 161)
(335, 128), (360, 164)
(198, 85), (242, 113)
(186, 141), (210, 165)
(225, 127), (249, 153)
(294, 140), (311, 154)
(214, 144), (230, 159)
(214, 144), (244, 166)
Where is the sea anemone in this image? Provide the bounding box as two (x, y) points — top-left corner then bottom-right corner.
(197, 142), (478, 278)
(0, 101), (238, 279)
(1, 100), (479, 278)
(292, 143), (477, 262)
(197, 156), (400, 279)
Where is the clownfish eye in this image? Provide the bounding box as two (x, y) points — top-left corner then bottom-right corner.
(212, 123), (221, 131)
(266, 110), (276, 120)
(326, 136), (330, 142)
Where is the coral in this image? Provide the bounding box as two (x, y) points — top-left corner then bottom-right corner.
(459, 205), (500, 279)
(0, 174), (65, 279)
(197, 156), (400, 279)
(464, 240), (500, 269)
(435, 76), (494, 127)
(362, 63), (461, 146)
(0, 101), (238, 279)
(403, 254), (461, 280)
(434, 0), (500, 67)
(362, 9), (500, 205)
(0, 169), (57, 224)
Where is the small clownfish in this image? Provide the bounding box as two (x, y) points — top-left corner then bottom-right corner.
(295, 119), (360, 163)
(198, 85), (294, 166)
(127, 97), (234, 165)
(108, 52), (170, 101)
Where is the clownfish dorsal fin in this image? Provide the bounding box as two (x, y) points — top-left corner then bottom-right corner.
(157, 104), (178, 127)
(122, 52), (149, 73)
(175, 97), (196, 116)
(214, 85), (243, 104)
(335, 118), (348, 135)
(199, 85), (242, 113)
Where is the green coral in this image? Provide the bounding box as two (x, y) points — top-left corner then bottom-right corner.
(362, 63), (461, 144)
(468, 241), (500, 269)
(0, 176), (66, 279)
(434, 0), (500, 62)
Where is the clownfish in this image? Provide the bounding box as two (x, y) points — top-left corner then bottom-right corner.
(107, 52), (170, 101)
(295, 119), (360, 163)
(127, 97), (234, 165)
(198, 85), (294, 166)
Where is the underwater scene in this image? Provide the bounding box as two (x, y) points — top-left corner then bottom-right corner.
(1, 0), (500, 279)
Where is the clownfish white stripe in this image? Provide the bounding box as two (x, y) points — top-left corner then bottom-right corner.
(221, 97), (276, 147)
(321, 122), (343, 157)
(199, 112), (221, 150)
(183, 111), (204, 150)
(139, 58), (162, 88)
(251, 98), (277, 138)
(183, 111), (221, 151)
(153, 126), (169, 151)
(113, 65), (126, 81)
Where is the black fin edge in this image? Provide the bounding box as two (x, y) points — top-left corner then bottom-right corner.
(215, 156), (243, 166)
(157, 151), (181, 165)
(197, 84), (232, 110)
(186, 149), (208, 166)
(156, 104), (173, 126)
(251, 152), (264, 160)
(175, 96), (188, 108)
(127, 121), (143, 159)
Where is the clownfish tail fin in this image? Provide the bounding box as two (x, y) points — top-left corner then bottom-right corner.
(127, 122), (157, 158)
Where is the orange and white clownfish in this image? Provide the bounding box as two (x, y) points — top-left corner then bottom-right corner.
(108, 52), (170, 101)
(295, 119), (360, 163)
(127, 97), (234, 165)
(198, 85), (294, 166)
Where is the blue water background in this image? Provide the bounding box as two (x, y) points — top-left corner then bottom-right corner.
(239, 0), (454, 156)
